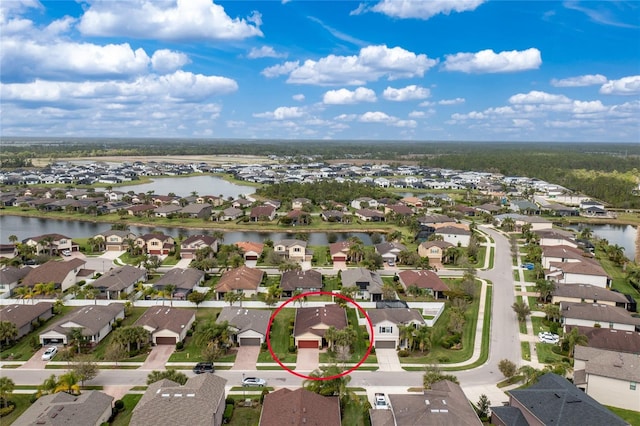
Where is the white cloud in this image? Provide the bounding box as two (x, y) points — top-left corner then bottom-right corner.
(261, 61), (300, 78)
(323, 87), (376, 104)
(356, 0), (485, 19)
(599, 75), (640, 95)
(551, 74), (607, 87)
(151, 49), (190, 73)
(438, 97), (465, 105)
(335, 113), (357, 121)
(292, 94), (305, 101)
(443, 48), (541, 73)
(509, 91), (571, 105)
(248, 46), (287, 59)
(394, 119), (417, 128)
(1, 70), (238, 103)
(272, 45), (436, 86)
(78, 0), (263, 41)
(409, 110), (425, 118)
(383, 85), (430, 101)
(253, 106), (304, 120)
(358, 110), (415, 127)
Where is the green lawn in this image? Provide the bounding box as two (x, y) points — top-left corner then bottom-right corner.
(110, 394), (143, 426)
(0, 306), (74, 361)
(596, 250), (640, 299)
(606, 406), (640, 425)
(168, 308), (222, 363)
(521, 341), (531, 361)
(228, 405), (261, 426)
(91, 307), (149, 361)
(0, 393), (33, 424)
(257, 308), (297, 364)
(535, 342), (565, 364)
(319, 308), (376, 364)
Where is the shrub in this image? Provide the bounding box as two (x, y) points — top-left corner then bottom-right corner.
(114, 400), (125, 412)
(223, 403), (234, 422)
(260, 342), (268, 351)
(437, 356), (450, 363)
(288, 345), (297, 354)
(0, 405), (15, 417)
(225, 397), (235, 405)
(175, 341), (184, 351)
(397, 349), (410, 357)
(549, 322), (559, 334)
(260, 388), (269, 404)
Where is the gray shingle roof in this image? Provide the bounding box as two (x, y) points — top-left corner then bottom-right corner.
(553, 284), (629, 304)
(42, 303), (124, 338)
(280, 269), (322, 291)
(91, 265), (146, 291)
(0, 302), (53, 329)
(134, 306), (196, 335)
(561, 302), (640, 326)
(216, 307), (270, 336)
(13, 390), (113, 425)
(366, 308), (425, 326)
(574, 346), (640, 382)
(154, 268), (204, 291)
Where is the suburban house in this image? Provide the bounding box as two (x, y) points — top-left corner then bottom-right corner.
(153, 267), (205, 299)
(354, 208), (385, 222)
(552, 284), (632, 310)
(280, 269), (322, 297)
(127, 204), (156, 216)
(273, 239), (308, 263)
(14, 391), (113, 426)
(397, 270), (450, 299)
(92, 265), (147, 300)
(417, 240), (454, 268)
(0, 266), (32, 295)
(135, 233), (175, 256)
(434, 226), (472, 247)
(260, 388), (341, 426)
(235, 241), (264, 262)
(22, 233), (77, 255)
(351, 197), (378, 210)
(384, 203), (414, 218)
(180, 203), (212, 219)
(535, 229), (578, 248)
(365, 308), (425, 349)
(546, 260), (612, 288)
(321, 209), (346, 222)
(541, 245), (594, 269)
(231, 198), (252, 209)
(0, 302), (54, 340)
(291, 197), (312, 210)
(341, 267), (384, 302)
(329, 240), (352, 267)
(97, 229), (137, 251)
(214, 266), (264, 300)
(134, 306), (196, 345)
(566, 326), (640, 354)
(130, 374), (227, 426)
(20, 258), (87, 292)
(250, 205), (276, 222)
(491, 373), (629, 426)
(370, 380), (481, 426)
(375, 242), (407, 263)
(216, 307), (270, 347)
(494, 214), (553, 231)
(180, 234), (218, 259)
(219, 207), (244, 221)
(0, 244), (17, 259)
(560, 302), (640, 332)
(197, 195), (224, 206)
(294, 304), (348, 348)
(153, 204), (181, 217)
(573, 346), (640, 412)
(39, 303), (125, 346)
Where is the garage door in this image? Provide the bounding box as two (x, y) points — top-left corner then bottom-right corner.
(375, 340), (396, 349)
(239, 337), (261, 346)
(298, 340), (319, 349)
(245, 255), (258, 260)
(155, 336), (177, 345)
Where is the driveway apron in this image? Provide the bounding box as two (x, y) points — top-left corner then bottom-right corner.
(232, 346), (260, 370)
(295, 348), (319, 372)
(375, 348), (403, 372)
(139, 345), (174, 370)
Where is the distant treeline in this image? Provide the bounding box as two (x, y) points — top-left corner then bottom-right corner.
(256, 181), (395, 205)
(1, 138), (638, 207)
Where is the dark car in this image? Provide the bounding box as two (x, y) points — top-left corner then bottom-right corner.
(192, 362), (215, 374)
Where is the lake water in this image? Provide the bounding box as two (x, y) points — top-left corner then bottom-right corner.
(110, 175), (256, 199)
(566, 223), (637, 260)
(0, 215), (378, 245)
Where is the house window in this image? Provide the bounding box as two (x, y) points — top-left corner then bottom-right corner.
(430, 248), (439, 254)
(631, 382), (637, 391)
(379, 326), (393, 334)
(293, 247), (301, 253)
(609, 322), (614, 329)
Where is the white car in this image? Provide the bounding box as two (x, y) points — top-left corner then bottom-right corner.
(42, 346), (58, 361)
(61, 250), (72, 257)
(538, 331), (559, 344)
(242, 377), (267, 387)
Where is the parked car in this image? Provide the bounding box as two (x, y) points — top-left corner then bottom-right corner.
(192, 362), (215, 374)
(242, 377), (267, 387)
(374, 393), (389, 410)
(387, 260), (396, 267)
(538, 331), (559, 344)
(42, 346), (58, 361)
(61, 250), (72, 257)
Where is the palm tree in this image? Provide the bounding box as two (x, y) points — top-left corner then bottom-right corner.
(579, 227), (593, 240)
(564, 327), (588, 358)
(534, 279), (555, 303)
(55, 371), (79, 395)
(398, 324), (416, 351)
(324, 326), (338, 351)
(39, 235), (55, 257)
(512, 301), (531, 323)
(517, 365), (542, 386)
(8, 235), (18, 245)
(0, 321), (18, 347)
(414, 325), (431, 353)
(38, 374), (58, 397)
(501, 217), (516, 232)
(303, 365), (354, 402)
(0, 376), (15, 408)
(163, 284), (176, 307)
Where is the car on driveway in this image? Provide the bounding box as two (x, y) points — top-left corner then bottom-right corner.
(42, 346), (58, 361)
(538, 331), (559, 344)
(242, 377), (266, 387)
(61, 250), (72, 257)
(192, 362), (215, 374)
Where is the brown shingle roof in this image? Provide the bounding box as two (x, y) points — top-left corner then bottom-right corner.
(215, 266), (263, 293)
(21, 258), (86, 287)
(235, 241), (264, 255)
(260, 388), (341, 426)
(134, 306), (196, 334)
(398, 270), (450, 292)
(553, 284), (628, 304)
(280, 269), (322, 291)
(567, 326), (640, 354)
(561, 302), (640, 326)
(294, 304), (347, 337)
(154, 268), (204, 291)
(0, 302), (53, 329)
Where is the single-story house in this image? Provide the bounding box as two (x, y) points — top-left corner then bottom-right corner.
(250, 205), (276, 222)
(329, 241), (352, 266)
(180, 234), (218, 259)
(546, 260), (612, 288)
(235, 241), (264, 261)
(0, 266), (32, 295)
(535, 229), (578, 248)
(20, 258), (87, 292)
(14, 391), (113, 426)
(280, 269), (323, 297)
(91, 265), (147, 300)
(215, 266), (264, 300)
(573, 346), (640, 412)
(216, 307), (270, 347)
(541, 245), (593, 269)
(294, 304), (348, 349)
(134, 306), (196, 345)
(341, 267), (384, 302)
(219, 207), (244, 221)
(180, 203), (212, 219)
(130, 374), (227, 426)
(560, 302), (640, 332)
(354, 208), (385, 222)
(365, 308), (425, 349)
(260, 388), (341, 426)
(0, 302), (54, 340)
(154, 204), (182, 218)
(397, 270), (450, 299)
(375, 242), (407, 263)
(153, 268), (205, 299)
(39, 303), (125, 346)
(491, 373), (627, 426)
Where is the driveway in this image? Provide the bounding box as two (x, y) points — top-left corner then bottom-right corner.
(375, 348), (402, 372)
(232, 346), (260, 370)
(295, 348), (319, 372)
(19, 345), (59, 369)
(139, 345), (174, 370)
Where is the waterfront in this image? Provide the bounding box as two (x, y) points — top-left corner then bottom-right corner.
(566, 223), (637, 261)
(108, 175), (256, 199)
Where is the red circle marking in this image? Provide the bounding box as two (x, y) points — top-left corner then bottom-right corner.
(266, 290), (374, 381)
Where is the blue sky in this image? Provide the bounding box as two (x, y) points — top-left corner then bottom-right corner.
(1, 0), (638, 142)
